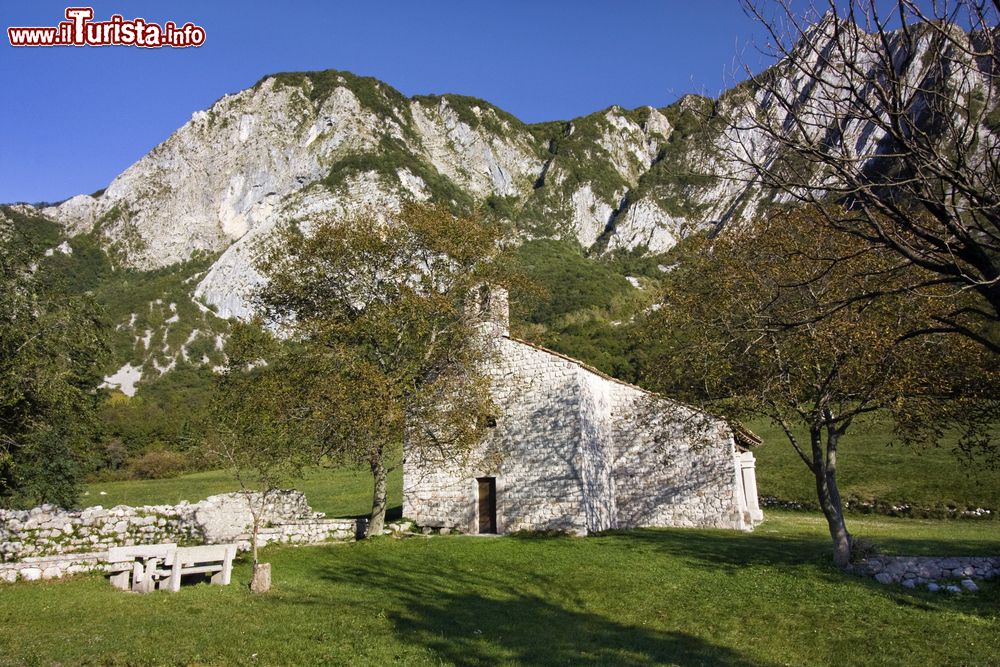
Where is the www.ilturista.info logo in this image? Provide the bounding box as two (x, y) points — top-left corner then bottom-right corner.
(7, 7), (205, 48)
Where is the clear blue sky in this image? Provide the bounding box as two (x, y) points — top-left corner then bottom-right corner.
(0, 1), (802, 204)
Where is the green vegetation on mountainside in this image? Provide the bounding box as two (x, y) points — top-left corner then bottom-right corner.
(2, 206), (230, 482)
(266, 69), (413, 124)
(412, 92), (528, 138)
(617, 94), (723, 221)
(254, 69), (735, 248)
(518, 110), (638, 239)
(511, 238), (656, 380)
(320, 136), (475, 213)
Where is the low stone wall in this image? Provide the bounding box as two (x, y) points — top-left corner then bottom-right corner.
(245, 517), (365, 551)
(1, 504), (201, 561)
(852, 555), (1000, 592)
(760, 496), (995, 519)
(0, 552), (107, 584)
(0, 491), (364, 583)
(0, 490), (318, 562)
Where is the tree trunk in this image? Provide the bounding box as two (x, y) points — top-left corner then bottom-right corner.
(251, 517), (260, 568)
(818, 473), (852, 569)
(811, 426), (852, 568)
(248, 494), (270, 592)
(366, 453), (387, 538)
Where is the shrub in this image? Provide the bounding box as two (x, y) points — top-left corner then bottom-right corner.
(126, 450), (189, 480)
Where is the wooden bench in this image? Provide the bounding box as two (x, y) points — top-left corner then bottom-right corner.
(107, 543), (177, 592)
(161, 544), (237, 592)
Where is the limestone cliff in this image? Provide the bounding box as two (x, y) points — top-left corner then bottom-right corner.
(28, 15), (997, 326)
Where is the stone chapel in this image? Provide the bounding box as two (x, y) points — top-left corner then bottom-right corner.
(403, 288), (763, 535)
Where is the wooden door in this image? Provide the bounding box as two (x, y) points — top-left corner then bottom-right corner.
(477, 477), (497, 534)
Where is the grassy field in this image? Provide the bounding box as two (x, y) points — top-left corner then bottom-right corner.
(1, 511), (997, 666)
(84, 465), (403, 518)
(6, 453), (988, 666)
(748, 416), (1000, 512)
(47, 424), (1000, 665)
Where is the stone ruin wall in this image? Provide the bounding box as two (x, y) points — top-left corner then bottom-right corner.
(404, 336), (751, 534)
(0, 490), (362, 584)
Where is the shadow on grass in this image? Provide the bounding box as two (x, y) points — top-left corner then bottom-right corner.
(588, 528), (1000, 620)
(859, 533), (1000, 557)
(881, 581), (1000, 617)
(313, 555), (775, 667)
(585, 528), (835, 573)
(597, 523), (1000, 573)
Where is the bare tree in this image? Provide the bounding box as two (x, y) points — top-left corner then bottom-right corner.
(208, 320), (310, 592)
(731, 0), (1000, 352)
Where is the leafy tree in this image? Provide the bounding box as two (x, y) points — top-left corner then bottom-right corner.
(0, 213), (110, 508)
(207, 320), (310, 590)
(641, 208), (993, 567)
(735, 0), (1000, 353)
(255, 203), (503, 537)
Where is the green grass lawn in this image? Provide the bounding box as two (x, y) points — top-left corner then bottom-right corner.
(84, 465), (403, 518)
(55, 422), (1000, 665)
(749, 416), (1000, 512)
(21, 452), (996, 666)
(1, 511), (997, 666)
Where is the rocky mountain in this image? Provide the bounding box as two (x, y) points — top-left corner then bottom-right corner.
(36, 69), (742, 320)
(10, 14), (995, 397)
